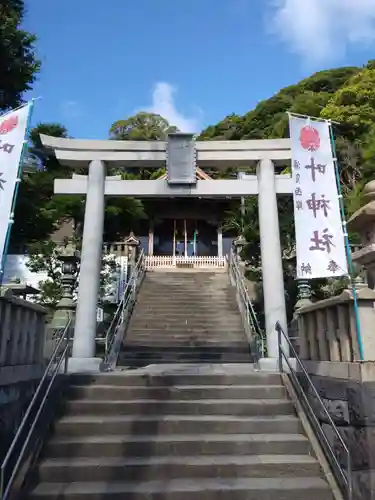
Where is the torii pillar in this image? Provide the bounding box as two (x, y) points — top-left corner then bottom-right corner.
(69, 160), (106, 372)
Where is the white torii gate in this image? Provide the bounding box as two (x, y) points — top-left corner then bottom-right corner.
(41, 133), (293, 372)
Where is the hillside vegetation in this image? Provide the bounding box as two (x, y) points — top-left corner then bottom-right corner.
(12, 60), (375, 312)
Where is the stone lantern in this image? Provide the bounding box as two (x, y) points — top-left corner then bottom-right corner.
(283, 246), (313, 311)
(124, 232), (140, 279)
(232, 234), (246, 257)
(346, 180), (375, 361)
(45, 242), (80, 359)
(348, 180), (375, 289)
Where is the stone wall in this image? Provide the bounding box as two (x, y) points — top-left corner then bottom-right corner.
(0, 366), (43, 462)
(300, 361), (375, 500)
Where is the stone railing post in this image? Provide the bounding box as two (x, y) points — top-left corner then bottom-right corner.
(292, 280), (312, 358)
(296, 287), (375, 362)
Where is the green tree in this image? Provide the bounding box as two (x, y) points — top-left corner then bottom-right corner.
(10, 123), (78, 250)
(321, 68), (375, 139)
(109, 112), (180, 182)
(110, 112), (178, 141)
(0, 0), (40, 111)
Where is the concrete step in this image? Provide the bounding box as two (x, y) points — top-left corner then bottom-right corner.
(54, 415), (302, 437)
(137, 290), (234, 295)
(131, 310), (240, 317)
(122, 341), (249, 348)
(128, 319), (243, 328)
(134, 310), (240, 316)
(36, 455), (322, 482)
(123, 341), (248, 349)
(136, 298), (237, 304)
(123, 342), (249, 350)
(117, 348), (250, 359)
(66, 385), (285, 400)
(129, 317), (242, 324)
(122, 342), (250, 350)
(118, 354), (253, 366)
(118, 358), (253, 368)
(123, 339), (248, 346)
(137, 298), (235, 304)
(29, 477), (334, 500)
(127, 326), (244, 332)
(137, 284), (232, 289)
(44, 434), (310, 458)
(123, 340), (248, 348)
(126, 328), (246, 335)
(125, 331), (246, 338)
(67, 373), (283, 387)
(62, 399), (294, 416)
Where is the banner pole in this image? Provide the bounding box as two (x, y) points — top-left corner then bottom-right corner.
(288, 111), (341, 125)
(328, 120), (364, 361)
(0, 100), (35, 286)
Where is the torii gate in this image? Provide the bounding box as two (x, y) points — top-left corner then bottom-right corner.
(41, 133), (293, 372)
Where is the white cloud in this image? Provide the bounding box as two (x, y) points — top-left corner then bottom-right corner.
(269, 0), (375, 65)
(144, 82), (201, 133)
(60, 100), (83, 119)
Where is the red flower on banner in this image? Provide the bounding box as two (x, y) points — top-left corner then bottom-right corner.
(299, 125), (320, 152)
(0, 115), (18, 135)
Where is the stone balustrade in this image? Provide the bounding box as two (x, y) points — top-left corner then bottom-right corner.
(0, 293), (48, 461)
(0, 294), (47, 371)
(296, 287), (375, 362)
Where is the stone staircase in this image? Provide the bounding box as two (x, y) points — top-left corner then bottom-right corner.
(119, 271), (253, 366)
(27, 366), (334, 500)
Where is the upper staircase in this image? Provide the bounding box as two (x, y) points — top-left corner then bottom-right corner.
(119, 271), (254, 367)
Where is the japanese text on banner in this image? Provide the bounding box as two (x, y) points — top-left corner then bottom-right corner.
(289, 116), (348, 279)
(0, 104), (31, 264)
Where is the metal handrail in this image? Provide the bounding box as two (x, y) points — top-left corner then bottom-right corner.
(0, 319), (72, 500)
(102, 250), (145, 370)
(276, 321), (352, 500)
(228, 248), (266, 360)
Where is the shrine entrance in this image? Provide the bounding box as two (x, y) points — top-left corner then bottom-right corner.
(41, 132), (293, 371)
(153, 219), (219, 258)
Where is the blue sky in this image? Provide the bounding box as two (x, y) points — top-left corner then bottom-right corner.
(23, 0), (375, 139)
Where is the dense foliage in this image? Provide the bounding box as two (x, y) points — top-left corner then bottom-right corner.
(0, 0), (40, 111)
(199, 61), (375, 318)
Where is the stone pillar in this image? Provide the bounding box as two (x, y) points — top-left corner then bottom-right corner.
(257, 158), (288, 362)
(217, 225), (223, 258)
(148, 222), (154, 256)
(70, 160), (105, 372)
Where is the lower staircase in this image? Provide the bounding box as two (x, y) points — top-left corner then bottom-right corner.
(28, 366), (334, 500)
(119, 271), (253, 366)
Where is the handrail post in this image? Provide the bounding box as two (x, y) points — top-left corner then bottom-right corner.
(64, 322), (72, 374)
(275, 320), (352, 500)
(277, 323), (283, 372)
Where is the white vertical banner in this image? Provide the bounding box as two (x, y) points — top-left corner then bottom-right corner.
(289, 115), (348, 279)
(0, 103), (32, 265)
